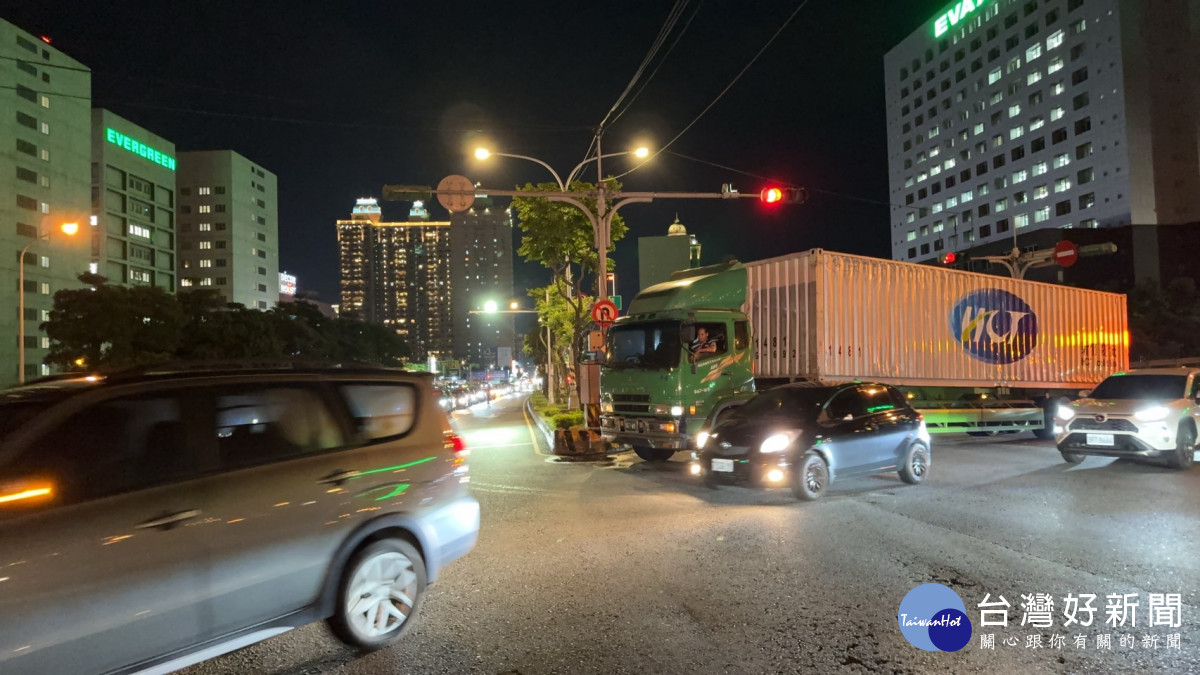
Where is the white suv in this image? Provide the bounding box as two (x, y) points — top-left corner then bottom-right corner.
(1054, 368), (1200, 469)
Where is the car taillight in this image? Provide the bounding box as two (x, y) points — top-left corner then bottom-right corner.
(444, 432), (468, 454)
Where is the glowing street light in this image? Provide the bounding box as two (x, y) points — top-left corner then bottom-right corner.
(474, 145), (652, 191)
(483, 300), (499, 313)
(19, 222), (79, 383)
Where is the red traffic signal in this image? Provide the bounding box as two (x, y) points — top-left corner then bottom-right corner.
(940, 252), (957, 265)
(760, 186), (808, 205)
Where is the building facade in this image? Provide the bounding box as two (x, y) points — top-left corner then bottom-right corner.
(885, 0), (1200, 268)
(90, 109), (177, 292)
(1, 20), (94, 384)
(336, 199), (454, 360)
(450, 197), (515, 369)
(175, 150), (279, 309)
(637, 216), (702, 291)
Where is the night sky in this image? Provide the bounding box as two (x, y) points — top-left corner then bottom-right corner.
(13, 0), (949, 303)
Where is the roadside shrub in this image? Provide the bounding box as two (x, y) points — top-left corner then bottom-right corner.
(553, 411), (584, 429)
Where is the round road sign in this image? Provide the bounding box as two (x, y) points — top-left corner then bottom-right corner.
(1054, 240), (1079, 268)
(437, 174), (476, 213)
(591, 299), (618, 326)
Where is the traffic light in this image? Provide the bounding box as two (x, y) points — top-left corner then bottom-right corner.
(760, 186), (808, 205)
(940, 252), (958, 265)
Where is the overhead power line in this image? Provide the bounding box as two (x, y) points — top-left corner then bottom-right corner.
(613, 0), (813, 181)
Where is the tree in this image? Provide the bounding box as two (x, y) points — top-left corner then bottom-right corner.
(513, 179), (627, 406)
(523, 281), (578, 403)
(43, 284), (186, 370)
(41, 288), (411, 373)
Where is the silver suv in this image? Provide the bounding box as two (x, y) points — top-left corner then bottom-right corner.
(1054, 368), (1200, 469)
(0, 363), (478, 674)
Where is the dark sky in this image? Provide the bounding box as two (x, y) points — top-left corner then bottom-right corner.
(12, 0), (949, 302)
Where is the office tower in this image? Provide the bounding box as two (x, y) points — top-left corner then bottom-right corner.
(176, 150), (279, 309)
(451, 197), (515, 369)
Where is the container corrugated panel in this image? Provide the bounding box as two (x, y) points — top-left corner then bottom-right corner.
(743, 249), (1128, 389)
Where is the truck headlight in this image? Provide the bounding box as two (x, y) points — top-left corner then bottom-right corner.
(670, 405), (684, 417)
(601, 402), (613, 413)
(1134, 406), (1170, 422)
(760, 433), (793, 454)
(1055, 405), (1075, 421)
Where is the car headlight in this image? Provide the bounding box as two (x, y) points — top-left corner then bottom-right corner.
(696, 431), (710, 449)
(1134, 405), (1171, 422)
(670, 405), (684, 417)
(760, 433), (793, 454)
(1055, 405), (1075, 421)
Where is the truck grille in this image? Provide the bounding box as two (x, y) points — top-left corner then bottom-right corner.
(614, 404), (651, 414)
(612, 394), (651, 403)
(1070, 418), (1138, 433)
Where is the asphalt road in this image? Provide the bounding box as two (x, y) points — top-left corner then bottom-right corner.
(186, 394), (1200, 674)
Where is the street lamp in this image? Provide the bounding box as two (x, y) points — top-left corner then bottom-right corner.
(472, 142), (653, 305)
(19, 222), (79, 383)
(474, 145), (650, 192)
(471, 297), (556, 405)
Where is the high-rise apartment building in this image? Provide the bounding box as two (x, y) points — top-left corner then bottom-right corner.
(90, 109), (177, 292)
(175, 150), (279, 309)
(336, 199), (454, 360)
(885, 0), (1200, 266)
(1, 20), (94, 384)
(450, 197), (515, 369)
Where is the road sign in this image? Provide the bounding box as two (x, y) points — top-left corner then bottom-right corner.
(612, 295), (622, 311)
(591, 299), (618, 327)
(1054, 240), (1079, 268)
(436, 174), (476, 213)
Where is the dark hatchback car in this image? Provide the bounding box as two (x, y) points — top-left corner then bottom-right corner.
(690, 382), (931, 500)
(0, 364), (478, 675)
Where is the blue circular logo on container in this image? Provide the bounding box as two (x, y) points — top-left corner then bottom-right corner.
(898, 583), (972, 652)
(949, 289), (1038, 364)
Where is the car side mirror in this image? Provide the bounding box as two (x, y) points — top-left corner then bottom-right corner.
(1078, 389), (1092, 398)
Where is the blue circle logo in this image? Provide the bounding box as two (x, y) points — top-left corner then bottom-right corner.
(898, 583), (972, 652)
(949, 289), (1038, 364)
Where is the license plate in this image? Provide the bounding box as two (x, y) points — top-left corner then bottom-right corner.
(712, 458), (734, 472)
(1086, 433), (1115, 447)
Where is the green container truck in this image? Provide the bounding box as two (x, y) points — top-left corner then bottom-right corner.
(599, 250), (1128, 461)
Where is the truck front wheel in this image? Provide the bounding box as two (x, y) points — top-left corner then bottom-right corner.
(1032, 397), (1059, 440)
(633, 445), (674, 462)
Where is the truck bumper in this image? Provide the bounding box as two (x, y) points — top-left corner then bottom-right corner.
(600, 415), (690, 450)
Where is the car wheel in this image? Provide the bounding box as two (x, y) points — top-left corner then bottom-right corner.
(1059, 450), (1085, 464)
(898, 443), (930, 485)
(328, 539), (426, 651)
(792, 451), (829, 501)
(633, 446), (674, 462)
(1171, 423), (1196, 470)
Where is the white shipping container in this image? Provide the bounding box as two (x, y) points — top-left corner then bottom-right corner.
(743, 250), (1128, 389)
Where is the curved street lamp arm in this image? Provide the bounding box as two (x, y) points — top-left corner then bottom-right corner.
(494, 152), (565, 191)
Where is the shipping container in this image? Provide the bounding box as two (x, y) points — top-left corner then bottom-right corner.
(744, 250), (1128, 389)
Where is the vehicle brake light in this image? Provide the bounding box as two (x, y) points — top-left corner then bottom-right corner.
(444, 432), (469, 455)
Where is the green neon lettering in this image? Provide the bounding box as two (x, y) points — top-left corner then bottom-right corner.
(933, 0), (989, 38)
(105, 127), (176, 171)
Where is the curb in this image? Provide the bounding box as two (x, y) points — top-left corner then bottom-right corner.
(524, 396), (555, 453)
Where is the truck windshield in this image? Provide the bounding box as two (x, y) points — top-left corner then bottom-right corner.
(1089, 374), (1188, 400)
(605, 321), (682, 370)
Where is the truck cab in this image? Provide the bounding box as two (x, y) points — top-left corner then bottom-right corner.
(599, 264), (754, 461)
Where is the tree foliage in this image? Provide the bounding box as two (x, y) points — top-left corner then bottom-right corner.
(513, 179), (627, 405)
(42, 286), (411, 372)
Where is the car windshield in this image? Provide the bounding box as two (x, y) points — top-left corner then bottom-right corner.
(1089, 374), (1188, 400)
(732, 387), (832, 419)
(604, 321), (682, 370)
